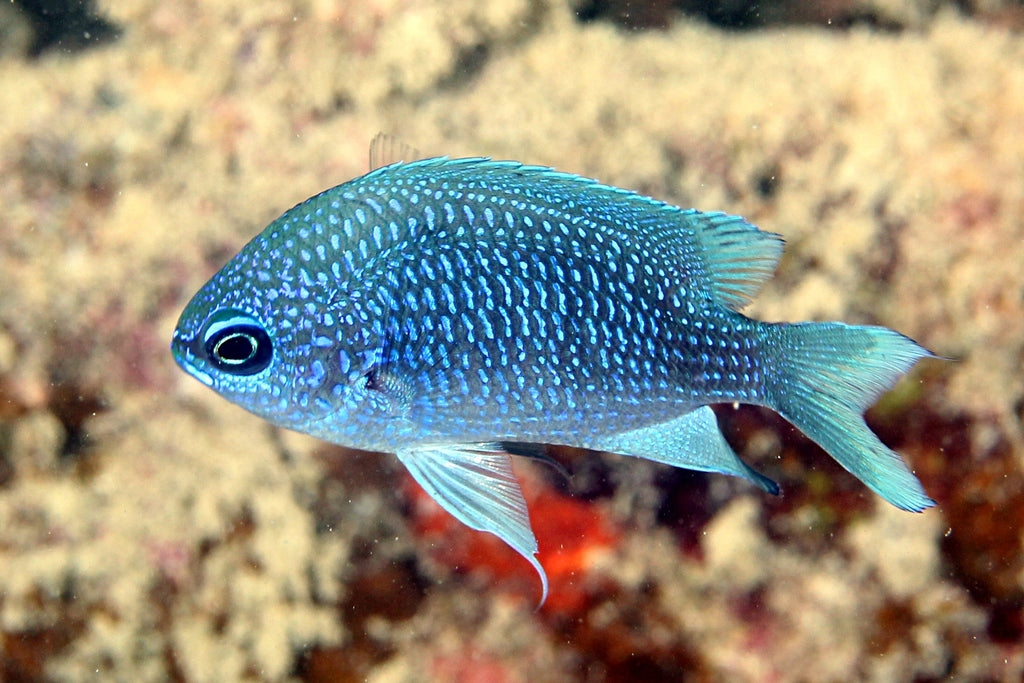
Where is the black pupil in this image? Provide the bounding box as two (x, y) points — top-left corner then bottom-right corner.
(204, 323), (273, 375)
(215, 333), (257, 364)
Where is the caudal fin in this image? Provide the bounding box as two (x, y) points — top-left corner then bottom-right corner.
(763, 322), (936, 511)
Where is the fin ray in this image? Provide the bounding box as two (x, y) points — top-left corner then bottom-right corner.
(482, 442), (571, 483)
(369, 133), (423, 170)
(674, 211), (784, 310)
(397, 444), (548, 604)
(591, 407), (779, 494)
(765, 322), (936, 511)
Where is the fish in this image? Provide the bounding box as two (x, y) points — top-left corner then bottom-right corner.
(171, 136), (936, 603)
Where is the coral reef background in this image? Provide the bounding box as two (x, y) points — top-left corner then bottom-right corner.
(1, 1), (1023, 680)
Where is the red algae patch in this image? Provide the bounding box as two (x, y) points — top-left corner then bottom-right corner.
(404, 468), (620, 613)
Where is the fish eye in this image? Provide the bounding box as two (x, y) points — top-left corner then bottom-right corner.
(201, 309), (273, 375)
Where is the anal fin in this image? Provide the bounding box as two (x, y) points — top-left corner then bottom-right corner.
(593, 406), (779, 494)
(397, 444), (548, 605)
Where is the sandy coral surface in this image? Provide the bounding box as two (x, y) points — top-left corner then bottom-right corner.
(1, 1), (1022, 680)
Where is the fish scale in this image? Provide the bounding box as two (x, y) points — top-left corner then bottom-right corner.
(172, 141), (937, 604)
(303, 179), (637, 431)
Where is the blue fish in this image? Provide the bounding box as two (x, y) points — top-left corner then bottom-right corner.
(171, 138), (935, 602)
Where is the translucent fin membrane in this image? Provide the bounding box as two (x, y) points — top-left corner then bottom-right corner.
(397, 444), (548, 605)
(765, 322), (936, 511)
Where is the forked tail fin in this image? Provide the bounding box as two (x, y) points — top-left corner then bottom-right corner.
(763, 321), (936, 511)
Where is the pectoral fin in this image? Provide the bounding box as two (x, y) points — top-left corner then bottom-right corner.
(593, 406), (779, 494)
(397, 444), (548, 605)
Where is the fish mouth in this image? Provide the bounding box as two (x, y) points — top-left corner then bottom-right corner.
(170, 330), (214, 387)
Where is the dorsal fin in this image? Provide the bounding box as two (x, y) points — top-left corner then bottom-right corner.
(677, 210), (784, 310)
(369, 133), (423, 170)
(353, 155), (783, 309)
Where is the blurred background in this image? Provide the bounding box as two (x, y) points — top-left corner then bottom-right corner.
(1, 1), (1022, 680)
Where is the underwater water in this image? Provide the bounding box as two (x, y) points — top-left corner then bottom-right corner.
(1, 1), (1023, 681)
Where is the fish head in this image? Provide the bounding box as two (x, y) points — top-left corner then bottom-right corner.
(170, 229), (362, 433)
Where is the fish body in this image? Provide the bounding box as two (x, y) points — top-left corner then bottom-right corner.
(172, 149), (935, 602)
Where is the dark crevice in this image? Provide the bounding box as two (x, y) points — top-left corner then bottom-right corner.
(575, 0), (681, 29)
(870, 390), (1024, 645)
(292, 556), (426, 682)
(753, 162), (781, 200)
(551, 587), (711, 680)
(45, 382), (106, 462)
(14, 0), (122, 57)
(574, 0), (919, 32)
(401, 0), (549, 99)
(435, 43), (491, 91)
